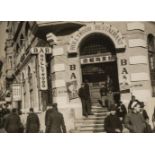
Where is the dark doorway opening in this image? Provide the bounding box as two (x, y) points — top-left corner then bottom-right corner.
(80, 33), (120, 104)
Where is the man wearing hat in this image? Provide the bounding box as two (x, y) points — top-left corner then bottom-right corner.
(104, 104), (123, 133)
(45, 103), (66, 133)
(124, 101), (146, 133)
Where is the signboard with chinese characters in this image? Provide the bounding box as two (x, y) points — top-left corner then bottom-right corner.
(12, 84), (22, 101)
(38, 52), (48, 90)
(80, 55), (116, 64)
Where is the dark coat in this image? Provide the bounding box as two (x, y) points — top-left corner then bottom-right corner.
(116, 104), (127, 120)
(78, 87), (88, 99)
(0, 110), (3, 128)
(141, 109), (149, 120)
(124, 112), (146, 133)
(45, 108), (53, 127)
(4, 113), (21, 133)
(104, 114), (123, 133)
(46, 109), (66, 133)
(100, 87), (107, 96)
(84, 83), (90, 97)
(26, 113), (40, 133)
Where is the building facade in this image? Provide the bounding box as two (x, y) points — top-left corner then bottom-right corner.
(4, 21), (155, 131)
(0, 22), (7, 104)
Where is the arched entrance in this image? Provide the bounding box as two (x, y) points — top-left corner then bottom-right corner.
(79, 33), (120, 104)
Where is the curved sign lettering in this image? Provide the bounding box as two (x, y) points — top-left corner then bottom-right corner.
(68, 23), (126, 53)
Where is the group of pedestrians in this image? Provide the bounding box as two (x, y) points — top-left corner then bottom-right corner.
(0, 103), (66, 133)
(104, 95), (153, 133)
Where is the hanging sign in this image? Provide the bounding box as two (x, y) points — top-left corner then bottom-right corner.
(30, 47), (52, 54)
(12, 84), (22, 101)
(38, 52), (48, 90)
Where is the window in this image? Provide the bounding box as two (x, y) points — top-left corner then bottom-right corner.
(8, 55), (13, 69)
(148, 34), (155, 96)
(28, 66), (33, 107)
(80, 33), (115, 56)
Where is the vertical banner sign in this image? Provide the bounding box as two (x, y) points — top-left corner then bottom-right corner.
(12, 84), (22, 101)
(38, 52), (48, 90)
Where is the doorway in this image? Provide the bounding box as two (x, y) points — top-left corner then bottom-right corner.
(79, 33), (120, 105)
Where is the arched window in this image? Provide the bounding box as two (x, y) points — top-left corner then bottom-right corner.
(148, 34), (155, 96)
(80, 33), (115, 56)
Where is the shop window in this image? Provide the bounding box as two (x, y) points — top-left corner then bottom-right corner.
(148, 34), (155, 96)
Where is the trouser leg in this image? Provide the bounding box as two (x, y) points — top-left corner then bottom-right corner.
(87, 98), (92, 114)
(81, 99), (87, 116)
(101, 96), (106, 106)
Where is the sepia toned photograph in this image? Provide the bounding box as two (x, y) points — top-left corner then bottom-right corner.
(0, 21), (155, 133)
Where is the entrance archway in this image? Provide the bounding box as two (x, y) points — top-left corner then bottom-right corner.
(79, 33), (120, 104)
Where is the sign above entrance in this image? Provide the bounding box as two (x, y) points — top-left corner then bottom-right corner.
(68, 23), (126, 53)
(30, 47), (52, 54)
(80, 55), (116, 64)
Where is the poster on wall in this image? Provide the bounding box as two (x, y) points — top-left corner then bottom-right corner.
(119, 75), (130, 93)
(66, 80), (78, 100)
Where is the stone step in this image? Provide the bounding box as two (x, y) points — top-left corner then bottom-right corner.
(78, 126), (105, 132)
(70, 130), (106, 133)
(91, 109), (108, 113)
(81, 115), (106, 120)
(78, 124), (104, 128)
(75, 119), (104, 124)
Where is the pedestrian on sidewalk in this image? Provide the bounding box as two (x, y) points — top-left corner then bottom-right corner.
(128, 95), (140, 113)
(46, 103), (66, 133)
(104, 104), (123, 133)
(26, 108), (40, 133)
(124, 101), (146, 133)
(116, 101), (127, 123)
(4, 108), (21, 133)
(45, 105), (53, 133)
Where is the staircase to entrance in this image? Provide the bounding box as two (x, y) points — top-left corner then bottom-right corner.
(71, 104), (108, 133)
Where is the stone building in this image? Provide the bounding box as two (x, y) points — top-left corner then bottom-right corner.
(4, 21), (155, 131)
(0, 22), (7, 104)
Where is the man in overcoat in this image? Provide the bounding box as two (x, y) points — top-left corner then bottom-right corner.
(4, 108), (21, 133)
(46, 103), (66, 133)
(26, 108), (40, 133)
